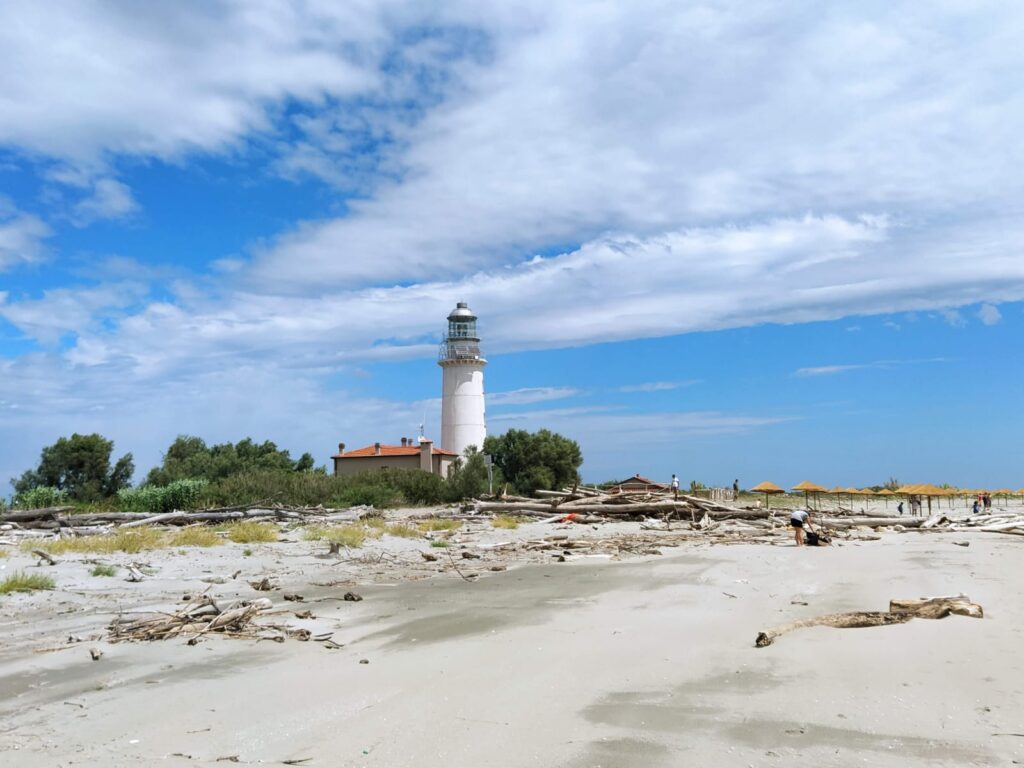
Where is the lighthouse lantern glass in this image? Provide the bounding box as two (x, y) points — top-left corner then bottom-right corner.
(448, 319), (477, 339)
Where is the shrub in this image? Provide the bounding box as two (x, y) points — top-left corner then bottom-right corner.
(13, 486), (68, 509)
(117, 479), (207, 513)
(0, 571), (56, 594)
(303, 524), (376, 548)
(220, 521), (278, 543)
(418, 519), (462, 532)
(198, 468), (439, 509)
(384, 523), (421, 539)
(90, 564), (117, 577)
(27, 526), (226, 554)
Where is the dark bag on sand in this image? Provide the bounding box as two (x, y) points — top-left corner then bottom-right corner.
(805, 530), (829, 546)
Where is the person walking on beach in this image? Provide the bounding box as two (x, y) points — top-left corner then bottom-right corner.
(670, 474), (680, 500)
(790, 509), (812, 546)
(733, 478), (739, 500)
(897, 500), (904, 516)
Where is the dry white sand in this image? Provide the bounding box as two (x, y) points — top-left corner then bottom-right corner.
(1, 520), (1021, 767)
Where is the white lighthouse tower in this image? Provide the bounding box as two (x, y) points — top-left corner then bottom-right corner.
(439, 302), (487, 458)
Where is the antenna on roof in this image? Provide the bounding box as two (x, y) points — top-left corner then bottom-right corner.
(417, 415), (425, 444)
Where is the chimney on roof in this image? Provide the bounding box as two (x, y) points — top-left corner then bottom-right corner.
(419, 438), (432, 473)
(401, 437), (408, 447)
(374, 442), (381, 456)
(337, 442), (345, 455)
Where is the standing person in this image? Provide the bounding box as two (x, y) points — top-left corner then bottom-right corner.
(984, 493), (992, 510)
(897, 500), (904, 516)
(670, 473), (680, 500)
(733, 479), (739, 500)
(790, 509), (812, 546)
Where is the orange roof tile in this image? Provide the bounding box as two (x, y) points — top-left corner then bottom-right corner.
(332, 444), (458, 459)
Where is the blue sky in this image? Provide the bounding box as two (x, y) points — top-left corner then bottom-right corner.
(1, 2), (1023, 491)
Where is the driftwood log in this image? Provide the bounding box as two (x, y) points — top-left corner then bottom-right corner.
(755, 596), (983, 647)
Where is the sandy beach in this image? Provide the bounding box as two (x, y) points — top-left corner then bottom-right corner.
(1, 515), (1021, 767)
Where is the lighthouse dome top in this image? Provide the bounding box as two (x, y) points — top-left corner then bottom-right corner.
(447, 301), (476, 321)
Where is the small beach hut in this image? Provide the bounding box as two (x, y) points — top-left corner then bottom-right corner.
(750, 481), (784, 509)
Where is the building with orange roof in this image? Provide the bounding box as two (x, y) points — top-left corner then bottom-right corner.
(331, 437), (458, 478)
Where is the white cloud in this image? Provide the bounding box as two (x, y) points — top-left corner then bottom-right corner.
(242, 2), (1024, 289)
(794, 358), (949, 377)
(618, 381), (697, 393)
(71, 178), (139, 225)
(794, 364), (867, 377)
(0, 200), (51, 271)
(487, 386), (579, 406)
(940, 308), (966, 327)
(6, 213), (1016, 379)
(0, 282), (148, 345)
(0, 3), (394, 165)
(977, 303), (1002, 325)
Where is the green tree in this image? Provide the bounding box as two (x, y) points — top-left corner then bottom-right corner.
(482, 429), (582, 496)
(445, 446), (498, 500)
(13, 433), (134, 502)
(145, 435), (316, 485)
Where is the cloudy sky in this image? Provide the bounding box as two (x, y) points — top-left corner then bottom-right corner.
(2, 1), (1022, 490)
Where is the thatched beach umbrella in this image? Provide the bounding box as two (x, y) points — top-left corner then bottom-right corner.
(750, 481), (784, 509)
(858, 488), (877, 513)
(896, 484), (926, 515)
(845, 487), (862, 512)
(791, 480), (826, 509)
(827, 486), (846, 511)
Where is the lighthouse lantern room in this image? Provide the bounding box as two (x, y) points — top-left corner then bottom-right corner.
(438, 302), (487, 458)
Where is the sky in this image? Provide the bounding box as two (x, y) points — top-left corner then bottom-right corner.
(1, 1), (1022, 492)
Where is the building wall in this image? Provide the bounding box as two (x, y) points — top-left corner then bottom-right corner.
(333, 455), (422, 477)
(440, 361), (486, 457)
(333, 454), (455, 478)
(435, 455), (455, 477)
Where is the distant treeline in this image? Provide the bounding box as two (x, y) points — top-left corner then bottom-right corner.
(6, 429), (583, 511)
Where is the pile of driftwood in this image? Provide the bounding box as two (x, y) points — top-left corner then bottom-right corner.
(109, 595), (274, 642)
(0, 503), (375, 536)
(107, 594), (333, 645)
(468, 488), (929, 540)
(472, 488), (768, 521)
(918, 510), (1024, 536)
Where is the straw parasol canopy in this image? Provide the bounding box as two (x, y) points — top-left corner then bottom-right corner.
(750, 481), (784, 509)
(876, 488), (895, 509)
(792, 480), (827, 492)
(791, 480), (827, 509)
